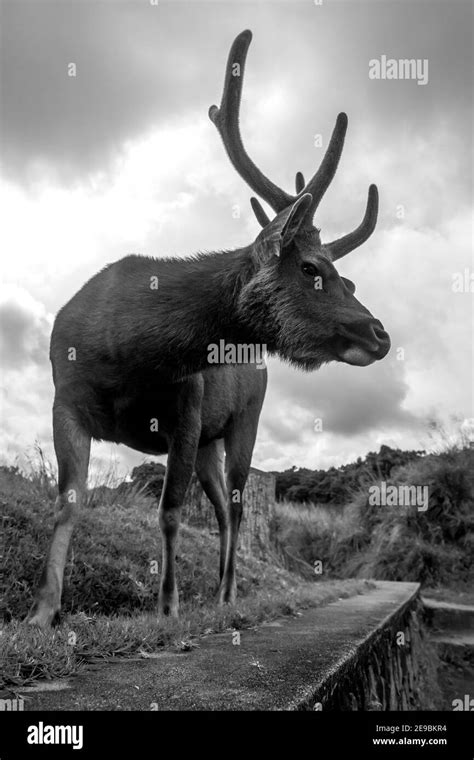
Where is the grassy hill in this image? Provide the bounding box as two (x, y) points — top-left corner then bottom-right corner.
(0, 463), (368, 687)
(271, 445), (474, 592)
(1, 441), (472, 687)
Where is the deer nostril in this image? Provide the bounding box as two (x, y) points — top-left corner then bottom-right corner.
(371, 323), (391, 355)
(373, 324), (387, 341)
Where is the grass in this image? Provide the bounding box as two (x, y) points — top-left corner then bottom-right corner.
(2, 439), (472, 691)
(0, 462), (370, 688)
(1, 578), (371, 688)
(2, 463), (298, 621)
(271, 445), (474, 594)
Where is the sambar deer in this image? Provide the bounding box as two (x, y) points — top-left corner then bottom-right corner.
(28, 30), (390, 628)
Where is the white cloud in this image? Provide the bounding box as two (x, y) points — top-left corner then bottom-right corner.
(1, 1), (472, 479)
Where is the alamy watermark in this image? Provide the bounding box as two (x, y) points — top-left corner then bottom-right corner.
(368, 481), (429, 511)
(207, 340), (267, 369)
(452, 694), (474, 711)
(0, 697), (24, 711)
(369, 56), (429, 86)
(27, 722), (83, 750)
(452, 268), (474, 293)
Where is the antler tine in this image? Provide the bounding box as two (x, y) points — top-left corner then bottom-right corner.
(326, 185), (379, 261)
(250, 197), (271, 227)
(295, 172), (305, 193)
(301, 112), (348, 221)
(211, 32), (369, 241)
(209, 30), (294, 213)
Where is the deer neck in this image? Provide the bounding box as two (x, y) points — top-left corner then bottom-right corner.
(137, 246), (276, 379)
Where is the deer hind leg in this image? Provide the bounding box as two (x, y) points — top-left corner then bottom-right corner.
(218, 411), (259, 606)
(195, 439), (228, 582)
(27, 401), (90, 628)
(158, 376), (203, 619)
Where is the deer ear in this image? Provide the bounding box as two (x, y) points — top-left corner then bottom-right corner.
(253, 193), (312, 261)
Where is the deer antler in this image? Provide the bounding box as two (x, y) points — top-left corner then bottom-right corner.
(209, 30), (294, 212)
(210, 30), (378, 259)
(326, 185), (379, 261)
(295, 172), (306, 194)
(250, 171), (307, 228)
(209, 30), (347, 222)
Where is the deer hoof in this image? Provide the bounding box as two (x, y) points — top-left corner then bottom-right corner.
(26, 607), (58, 630)
(217, 586), (237, 606)
(158, 594), (179, 620)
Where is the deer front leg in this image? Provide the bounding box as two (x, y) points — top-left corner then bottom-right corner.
(27, 402), (90, 628)
(158, 376), (203, 618)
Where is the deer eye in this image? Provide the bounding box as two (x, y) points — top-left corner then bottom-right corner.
(301, 262), (318, 278)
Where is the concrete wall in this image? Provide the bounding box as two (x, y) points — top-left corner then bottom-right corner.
(307, 594), (437, 710)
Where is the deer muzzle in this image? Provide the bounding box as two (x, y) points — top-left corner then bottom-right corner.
(335, 319), (391, 366)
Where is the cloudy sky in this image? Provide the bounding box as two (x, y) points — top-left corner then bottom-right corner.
(0, 0), (472, 480)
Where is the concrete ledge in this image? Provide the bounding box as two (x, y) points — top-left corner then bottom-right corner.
(423, 597), (474, 632)
(18, 581), (424, 711)
(423, 597), (474, 666)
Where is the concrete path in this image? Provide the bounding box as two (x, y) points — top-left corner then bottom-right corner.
(15, 581), (419, 711)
